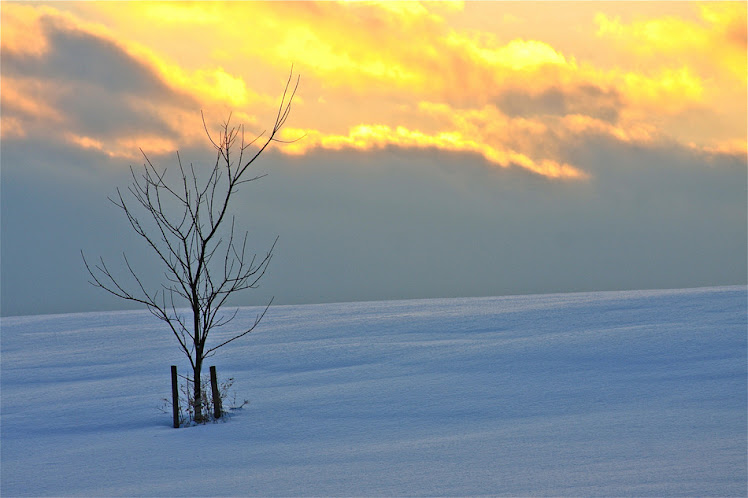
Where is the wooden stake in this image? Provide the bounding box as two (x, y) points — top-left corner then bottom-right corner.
(210, 366), (222, 419)
(171, 365), (180, 428)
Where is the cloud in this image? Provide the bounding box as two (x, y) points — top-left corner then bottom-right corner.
(0, 77), (63, 123)
(279, 98), (595, 180)
(3, 135), (744, 316)
(212, 1), (741, 172)
(0, 3), (282, 157)
(4, 1), (742, 180)
(0, 5), (190, 156)
(0, 3), (51, 57)
(595, 2), (747, 84)
(496, 85), (621, 123)
(280, 122), (586, 180)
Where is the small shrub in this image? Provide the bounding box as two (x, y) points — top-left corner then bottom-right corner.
(160, 373), (249, 427)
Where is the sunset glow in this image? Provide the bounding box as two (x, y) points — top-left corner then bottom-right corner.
(2, 1), (745, 180)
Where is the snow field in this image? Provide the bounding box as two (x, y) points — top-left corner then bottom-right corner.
(1, 286), (746, 496)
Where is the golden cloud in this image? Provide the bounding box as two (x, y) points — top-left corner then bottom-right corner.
(621, 66), (704, 113)
(1, 1), (743, 179)
(595, 2), (747, 85)
(692, 138), (748, 158)
(279, 122), (588, 181)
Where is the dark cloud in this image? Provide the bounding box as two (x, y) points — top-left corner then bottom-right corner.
(1, 15), (197, 140)
(2, 121), (745, 316)
(56, 84), (177, 139)
(497, 85), (620, 123)
(3, 16), (173, 99)
(256, 143), (745, 303)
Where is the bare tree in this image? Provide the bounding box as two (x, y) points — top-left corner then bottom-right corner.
(83, 71), (299, 422)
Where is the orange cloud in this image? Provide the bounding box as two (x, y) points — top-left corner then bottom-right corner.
(0, 77), (62, 122)
(560, 114), (658, 145)
(64, 131), (178, 160)
(692, 139), (748, 158)
(1, 116), (25, 139)
(0, 4), (51, 57)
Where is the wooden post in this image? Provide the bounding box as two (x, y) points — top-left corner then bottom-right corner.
(210, 366), (222, 419)
(171, 365), (180, 428)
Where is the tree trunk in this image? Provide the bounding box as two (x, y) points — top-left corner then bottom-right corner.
(193, 360), (204, 423)
(192, 306), (204, 423)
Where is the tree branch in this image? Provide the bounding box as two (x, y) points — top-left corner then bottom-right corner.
(82, 67), (299, 378)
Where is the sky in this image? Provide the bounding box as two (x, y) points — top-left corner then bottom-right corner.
(1, 1), (746, 316)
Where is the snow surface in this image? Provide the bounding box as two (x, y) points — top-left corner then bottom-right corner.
(1, 286), (746, 496)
